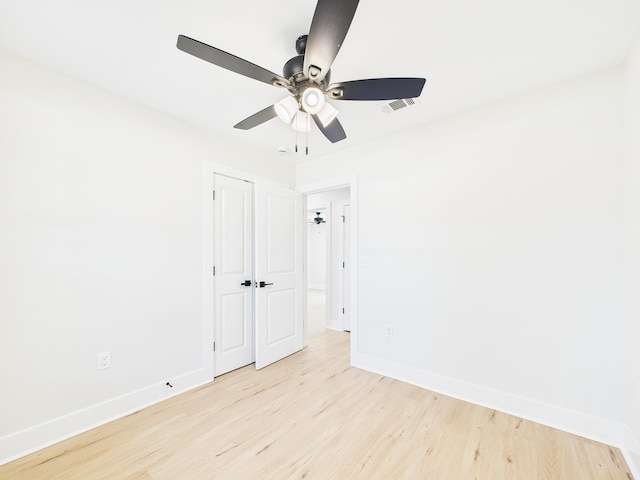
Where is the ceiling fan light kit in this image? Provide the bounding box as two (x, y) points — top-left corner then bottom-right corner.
(176, 0), (426, 147)
(316, 101), (338, 127)
(274, 96), (299, 124)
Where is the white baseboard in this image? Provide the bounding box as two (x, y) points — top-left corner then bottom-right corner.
(623, 451), (640, 480)
(0, 367), (211, 466)
(325, 324), (344, 332)
(622, 426), (640, 479)
(352, 352), (625, 449)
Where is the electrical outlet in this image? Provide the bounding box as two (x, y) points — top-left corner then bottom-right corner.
(97, 351), (111, 370)
(360, 256), (371, 267)
(384, 325), (393, 338)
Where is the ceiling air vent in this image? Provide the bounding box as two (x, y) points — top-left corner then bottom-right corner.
(381, 97), (417, 114)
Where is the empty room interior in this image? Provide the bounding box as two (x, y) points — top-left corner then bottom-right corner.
(1, 0), (640, 478)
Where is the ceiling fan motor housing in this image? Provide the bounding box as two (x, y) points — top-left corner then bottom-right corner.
(283, 53), (331, 87)
(283, 54), (305, 81)
(296, 35), (307, 55)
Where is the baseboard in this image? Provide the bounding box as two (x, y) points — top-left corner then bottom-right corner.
(0, 367), (211, 466)
(623, 451), (640, 480)
(325, 324), (344, 332)
(622, 426), (640, 479)
(352, 352), (625, 449)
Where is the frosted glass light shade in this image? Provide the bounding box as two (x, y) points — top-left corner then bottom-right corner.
(292, 111), (311, 132)
(316, 102), (338, 127)
(274, 96), (298, 124)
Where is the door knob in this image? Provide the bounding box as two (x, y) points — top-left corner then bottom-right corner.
(240, 280), (252, 287)
(259, 281), (274, 288)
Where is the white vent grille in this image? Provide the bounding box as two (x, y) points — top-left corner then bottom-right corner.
(381, 97), (418, 114)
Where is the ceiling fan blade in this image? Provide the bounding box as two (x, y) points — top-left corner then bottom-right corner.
(234, 105), (277, 130)
(312, 115), (346, 143)
(177, 35), (290, 88)
(303, 0), (359, 83)
(327, 78), (426, 101)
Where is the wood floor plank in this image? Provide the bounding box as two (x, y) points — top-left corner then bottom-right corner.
(0, 328), (633, 479)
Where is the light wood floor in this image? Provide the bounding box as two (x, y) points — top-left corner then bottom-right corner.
(1, 329), (633, 479)
(307, 288), (326, 333)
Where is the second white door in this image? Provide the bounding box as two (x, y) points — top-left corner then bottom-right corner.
(255, 181), (304, 369)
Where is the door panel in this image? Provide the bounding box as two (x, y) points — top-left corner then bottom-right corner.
(220, 293), (247, 349)
(266, 193), (297, 273)
(214, 174), (254, 376)
(266, 288), (297, 344)
(255, 181), (303, 369)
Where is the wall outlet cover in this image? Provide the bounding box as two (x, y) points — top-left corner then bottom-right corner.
(97, 351), (111, 370)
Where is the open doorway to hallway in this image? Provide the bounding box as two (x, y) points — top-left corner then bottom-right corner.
(306, 187), (351, 336)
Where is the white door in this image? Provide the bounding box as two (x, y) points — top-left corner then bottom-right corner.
(254, 181), (304, 369)
(214, 174), (254, 376)
(342, 204), (351, 332)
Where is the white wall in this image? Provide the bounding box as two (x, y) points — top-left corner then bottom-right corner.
(0, 50), (294, 463)
(297, 67), (626, 445)
(623, 33), (640, 476)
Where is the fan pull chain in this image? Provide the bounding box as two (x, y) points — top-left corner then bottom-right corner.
(305, 128), (309, 155)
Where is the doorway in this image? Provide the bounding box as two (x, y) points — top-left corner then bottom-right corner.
(305, 187), (351, 335)
(203, 165), (358, 379)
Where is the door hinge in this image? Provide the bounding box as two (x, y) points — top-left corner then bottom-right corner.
(213, 190), (216, 200)
(342, 261), (345, 268)
(342, 215), (345, 223)
(213, 266), (216, 276)
(342, 308), (345, 314)
(213, 342), (216, 351)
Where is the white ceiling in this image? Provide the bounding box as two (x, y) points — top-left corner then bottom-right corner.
(1, 0), (639, 162)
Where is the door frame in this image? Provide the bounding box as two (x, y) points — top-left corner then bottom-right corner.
(298, 175), (358, 363)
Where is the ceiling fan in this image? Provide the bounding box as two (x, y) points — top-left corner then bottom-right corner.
(176, 0), (426, 145)
(309, 212), (327, 224)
